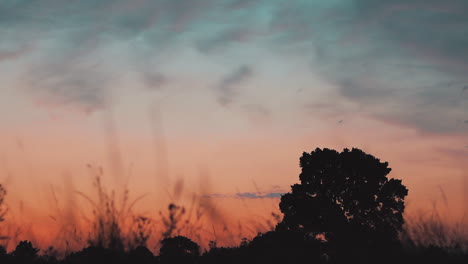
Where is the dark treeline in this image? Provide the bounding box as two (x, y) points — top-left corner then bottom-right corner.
(0, 148), (467, 264)
(1, 234), (466, 264)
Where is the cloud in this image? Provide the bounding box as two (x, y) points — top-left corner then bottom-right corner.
(196, 27), (257, 54)
(0, 45), (33, 62)
(141, 72), (167, 91)
(216, 65), (253, 106)
(242, 104), (271, 125)
(227, 0), (260, 9)
(1, 0), (467, 133)
(0, 0), (221, 111)
(25, 60), (110, 114)
(236, 192), (284, 199)
(438, 147), (468, 160)
(1, 0), (262, 112)
(205, 191), (284, 199)
(294, 0), (468, 134)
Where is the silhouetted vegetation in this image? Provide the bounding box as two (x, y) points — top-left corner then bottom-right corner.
(278, 148), (409, 263)
(0, 148), (467, 263)
(159, 236), (200, 263)
(77, 165), (153, 252)
(0, 185), (7, 223)
(0, 184), (10, 246)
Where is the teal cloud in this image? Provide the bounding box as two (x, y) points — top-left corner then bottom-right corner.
(1, 0), (467, 133)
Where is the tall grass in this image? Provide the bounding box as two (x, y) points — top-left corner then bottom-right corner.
(0, 184), (10, 247)
(157, 196), (214, 250)
(402, 211), (467, 252)
(76, 165), (150, 251)
(74, 166), (224, 252)
(0, 185), (7, 223)
(0, 184), (23, 252)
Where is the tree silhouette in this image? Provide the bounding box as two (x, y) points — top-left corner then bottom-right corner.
(247, 230), (323, 264)
(278, 148), (408, 247)
(159, 236), (200, 263)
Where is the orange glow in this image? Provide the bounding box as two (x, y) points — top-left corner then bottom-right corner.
(0, 111), (467, 252)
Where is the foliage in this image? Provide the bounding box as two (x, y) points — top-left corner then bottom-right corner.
(278, 148), (408, 245)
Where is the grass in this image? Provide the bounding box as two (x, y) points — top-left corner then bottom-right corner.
(76, 165), (150, 251)
(402, 209), (468, 252)
(0, 184), (14, 249)
(73, 165), (218, 253)
(0, 185), (7, 223)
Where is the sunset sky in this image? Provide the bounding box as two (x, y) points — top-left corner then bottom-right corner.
(0, 0), (467, 249)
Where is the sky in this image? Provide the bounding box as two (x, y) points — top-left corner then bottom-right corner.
(0, 0), (467, 249)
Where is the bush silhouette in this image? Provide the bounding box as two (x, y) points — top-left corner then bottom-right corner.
(159, 235), (200, 256)
(128, 246), (154, 264)
(63, 246), (126, 264)
(0, 246), (9, 263)
(159, 236), (200, 263)
(278, 148), (408, 249)
(12, 240), (39, 263)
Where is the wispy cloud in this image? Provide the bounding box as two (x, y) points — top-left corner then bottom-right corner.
(0, 45), (33, 62)
(25, 60), (111, 114)
(236, 192), (284, 199)
(141, 72), (167, 91)
(1, 0), (467, 133)
(296, 0), (468, 134)
(216, 65), (253, 107)
(206, 191), (284, 199)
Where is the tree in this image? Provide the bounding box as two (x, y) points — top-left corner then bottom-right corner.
(278, 148), (408, 245)
(247, 230), (323, 264)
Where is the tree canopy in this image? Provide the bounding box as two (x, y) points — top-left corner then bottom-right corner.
(278, 148), (408, 244)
